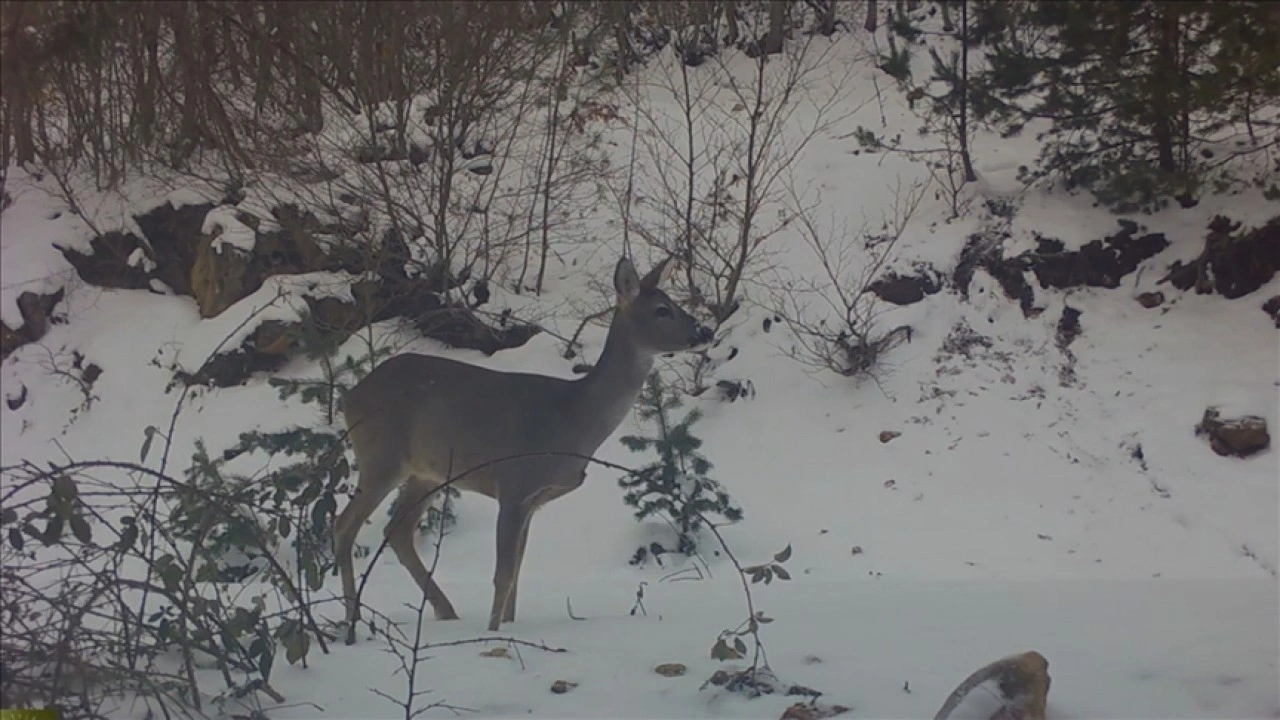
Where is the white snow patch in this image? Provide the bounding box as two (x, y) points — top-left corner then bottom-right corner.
(202, 205), (257, 254)
(126, 246), (156, 272)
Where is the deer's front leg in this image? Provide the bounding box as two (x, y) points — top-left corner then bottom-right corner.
(502, 511), (534, 623)
(489, 499), (525, 632)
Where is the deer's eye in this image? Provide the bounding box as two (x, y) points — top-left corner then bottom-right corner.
(654, 305), (673, 318)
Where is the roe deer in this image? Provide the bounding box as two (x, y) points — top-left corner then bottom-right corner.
(335, 256), (713, 641)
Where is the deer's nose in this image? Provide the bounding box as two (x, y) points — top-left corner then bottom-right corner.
(691, 325), (715, 346)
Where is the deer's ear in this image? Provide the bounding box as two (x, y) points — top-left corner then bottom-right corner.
(640, 256), (673, 290)
(614, 257), (641, 304)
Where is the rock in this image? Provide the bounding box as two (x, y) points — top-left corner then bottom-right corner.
(550, 679), (576, 694)
(258, 204), (333, 277)
(1160, 215), (1280, 299)
(0, 322), (23, 359)
(306, 296), (367, 336)
(414, 305), (541, 356)
(1196, 408), (1270, 458)
(1263, 296), (1280, 328)
(1056, 306), (1082, 348)
(654, 663), (687, 677)
(1, 288), (65, 360)
(5, 383), (28, 410)
(133, 202), (214, 297)
(479, 647), (511, 659)
(15, 289), (63, 342)
(176, 345), (290, 389)
(933, 650), (1050, 720)
(58, 231), (154, 290)
(879, 430), (901, 443)
(952, 233), (1038, 317)
(780, 702), (850, 720)
(81, 363), (102, 386)
(190, 229), (258, 319)
(1137, 291), (1165, 308)
(867, 268), (942, 306)
(464, 154), (494, 176)
(252, 321), (299, 356)
(355, 141), (409, 164)
(1028, 224), (1169, 290)
(781, 704), (816, 720)
(954, 222), (1172, 317)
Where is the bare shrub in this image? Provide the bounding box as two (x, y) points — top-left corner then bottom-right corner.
(623, 3), (865, 323)
(856, 2), (977, 220)
(0, 308), (327, 717)
(771, 178), (927, 381)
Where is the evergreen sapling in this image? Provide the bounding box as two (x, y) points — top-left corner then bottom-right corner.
(619, 372), (742, 557)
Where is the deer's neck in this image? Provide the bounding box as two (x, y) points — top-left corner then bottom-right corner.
(572, 312), (654, 447)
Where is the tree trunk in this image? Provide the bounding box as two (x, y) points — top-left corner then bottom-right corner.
(865, 0), (878, 32)
(137, 10), (160, 147)
(1152, 3), (1180, 174)
(170, 3), (202, 166)
(612, 1), (634, 82)
(723, 0), (741, 46)
(763, 0), (786, 55)
(812, 0), (837, 36)
(1, 1), (36, 165)
(959, 0), (976, 182)
(252, 4), (276, 118)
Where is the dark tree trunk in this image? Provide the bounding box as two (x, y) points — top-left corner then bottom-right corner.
(763, 0), (786, 55)
(960, 0), (976, 182)
(1152, 4), (1180, 174)
(810, 0), (837, 36)
(1, 1), (37, 165)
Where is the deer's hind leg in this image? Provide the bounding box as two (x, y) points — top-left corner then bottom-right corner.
(385, 477), (459, 621)
(335, 460), (405, 645)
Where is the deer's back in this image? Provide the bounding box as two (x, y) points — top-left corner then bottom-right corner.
(344, 353), (583, 495)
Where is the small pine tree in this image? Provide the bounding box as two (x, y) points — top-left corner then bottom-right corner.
(618, 372), (742, 556)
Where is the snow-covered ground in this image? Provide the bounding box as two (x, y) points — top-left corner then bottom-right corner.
(2, 24), (1277, 720)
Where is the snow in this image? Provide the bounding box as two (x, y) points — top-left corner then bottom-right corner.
(126, 246), (156, 272)
(0, 168), (82, 328)
(2, 21), (1278, 720)
(203, 205), (257, 255)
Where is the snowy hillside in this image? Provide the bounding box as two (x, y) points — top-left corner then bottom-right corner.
(2, 7), (1278, 720)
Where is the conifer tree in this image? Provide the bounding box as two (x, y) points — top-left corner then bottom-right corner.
(618, 372), (742, 556)
(970, 1), (1280, 211)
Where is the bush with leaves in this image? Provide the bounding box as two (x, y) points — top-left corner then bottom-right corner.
(618, 372), (741, 557)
